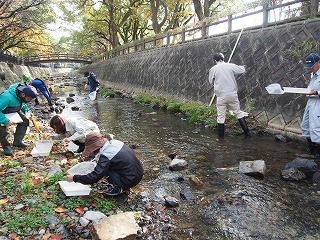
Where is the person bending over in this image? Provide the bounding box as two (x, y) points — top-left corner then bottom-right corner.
(67, 132), (144, 196)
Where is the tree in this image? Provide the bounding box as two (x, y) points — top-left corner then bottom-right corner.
(0, 0), (56, 55)
(149, 0), (193, 34)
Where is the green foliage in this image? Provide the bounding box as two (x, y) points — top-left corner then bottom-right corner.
(0, 158), (19, 169)
(2, 176), (17, 195)
(47, 172), (65, 186)
(20, 173), (34, 194)
(100, 87), (115, 97)
(134, 93), (221, 127)
(133, 93), (167, 106)
(0, 199), (55, 235)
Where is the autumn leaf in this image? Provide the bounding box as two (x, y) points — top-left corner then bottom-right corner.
(52, 234), (64, 240)
(75, 206), (85, 214)
(0, 198), (9, 204)
(54, 206), (65, 213)
(42, 233), (51, 239)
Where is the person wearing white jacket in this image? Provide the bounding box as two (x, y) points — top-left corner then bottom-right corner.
(208, 52), (250, 138)
(301, 53), (320, 156)
(49, 115), (100, 153)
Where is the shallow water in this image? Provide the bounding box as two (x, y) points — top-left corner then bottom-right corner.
(61, 90), (320, 239)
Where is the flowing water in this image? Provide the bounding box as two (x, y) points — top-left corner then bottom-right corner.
(58, 88), (320, 240)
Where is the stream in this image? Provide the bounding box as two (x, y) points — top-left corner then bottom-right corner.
(56, 81), (320, 240)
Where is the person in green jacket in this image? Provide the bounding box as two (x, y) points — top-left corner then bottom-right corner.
(0, 83), (37, 156)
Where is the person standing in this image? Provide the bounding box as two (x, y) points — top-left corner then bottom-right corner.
(0, 83), (37, 155)
(67, 132), (144, 196)
(300, 53), (320, 156)
(208, 52), (250, 138)
(49, 115), (100, 153)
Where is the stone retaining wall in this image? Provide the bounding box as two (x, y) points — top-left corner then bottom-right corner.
(0, 63), (55, 92)
(81, 18), (320, 136)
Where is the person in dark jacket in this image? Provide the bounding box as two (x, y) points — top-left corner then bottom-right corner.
(84, 71), (100, 93)
(67, 132), (144, 196)
(0, 83), (37, 155)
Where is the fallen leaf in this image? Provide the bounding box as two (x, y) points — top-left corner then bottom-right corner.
(42, 233), (51, 239)
(54, 206), (65, 213)
(75, 206), (85, 214)
(0, 198), (9, 204)
(52, 234), (64, 240)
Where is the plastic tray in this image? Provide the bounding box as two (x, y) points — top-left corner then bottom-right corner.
(58, 181), (91, 196)
(283, 87), (311, 94)
(31, 140), (54, 157)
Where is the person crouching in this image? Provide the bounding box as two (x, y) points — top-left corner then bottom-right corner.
(67, 132), (144, 196)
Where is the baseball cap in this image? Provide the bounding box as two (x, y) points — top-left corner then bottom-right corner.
(305, 53), (320, 68)
(17, 85), (37, 98)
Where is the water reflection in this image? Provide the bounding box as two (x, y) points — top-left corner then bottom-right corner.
(61, 92), (319, 239)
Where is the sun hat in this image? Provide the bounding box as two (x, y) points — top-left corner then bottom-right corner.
(305, 53), (320, 68)
(83, 132), (108, 157)
(213, 52), (224, 61)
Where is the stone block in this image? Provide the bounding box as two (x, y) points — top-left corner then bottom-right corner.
(91, 212), (139, 240)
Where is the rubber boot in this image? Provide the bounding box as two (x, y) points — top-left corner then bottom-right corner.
(238, 117), (251, 138)
(307, 138), (318, 155)
(0, 126), (13, 155)
(217, 123), (225, 138)
(13, 125), (28, 148)
(315, 144), (320, 159)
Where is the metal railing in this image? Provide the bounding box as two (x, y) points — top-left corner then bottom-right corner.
(97, 0), (319, 61)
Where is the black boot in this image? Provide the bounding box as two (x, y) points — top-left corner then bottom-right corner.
(73, 140), (85, 153)
(13, 125), (28, 148)
(307, 138), (318, 155)
(0, 126), (13, 155)
(315, 144), (320, 159)
(217, 123), (225, 138)
(238, 117), (251, 138)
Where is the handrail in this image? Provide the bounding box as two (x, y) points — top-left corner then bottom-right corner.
(96, 0), (319, 61)
(24, 53), (92, 62)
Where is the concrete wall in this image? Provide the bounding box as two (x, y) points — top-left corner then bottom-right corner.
(81, 18), (320, 135)
(0, 62), (55, 92)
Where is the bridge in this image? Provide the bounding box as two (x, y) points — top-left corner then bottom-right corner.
(23, 53), (93, 65)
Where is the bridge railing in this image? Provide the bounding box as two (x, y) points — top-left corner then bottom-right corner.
(96, 0), (320, 61)
(24, 53), (92, 63)
(0, 52), (24, 65)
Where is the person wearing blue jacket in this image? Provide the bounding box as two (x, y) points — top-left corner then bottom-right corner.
(0, 83), (37, 155)
(30, 78), (53, 107)
(67, 132), (144, 196)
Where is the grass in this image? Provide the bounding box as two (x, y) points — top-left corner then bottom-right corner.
(130, 93), (252, 128)
(0, 134), (115, 237)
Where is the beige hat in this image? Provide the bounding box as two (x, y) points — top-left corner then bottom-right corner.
(83, 132), (108, 157)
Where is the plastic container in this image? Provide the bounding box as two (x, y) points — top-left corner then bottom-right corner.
(58, 181), (91, 196)
(31, 140), (54, 157)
